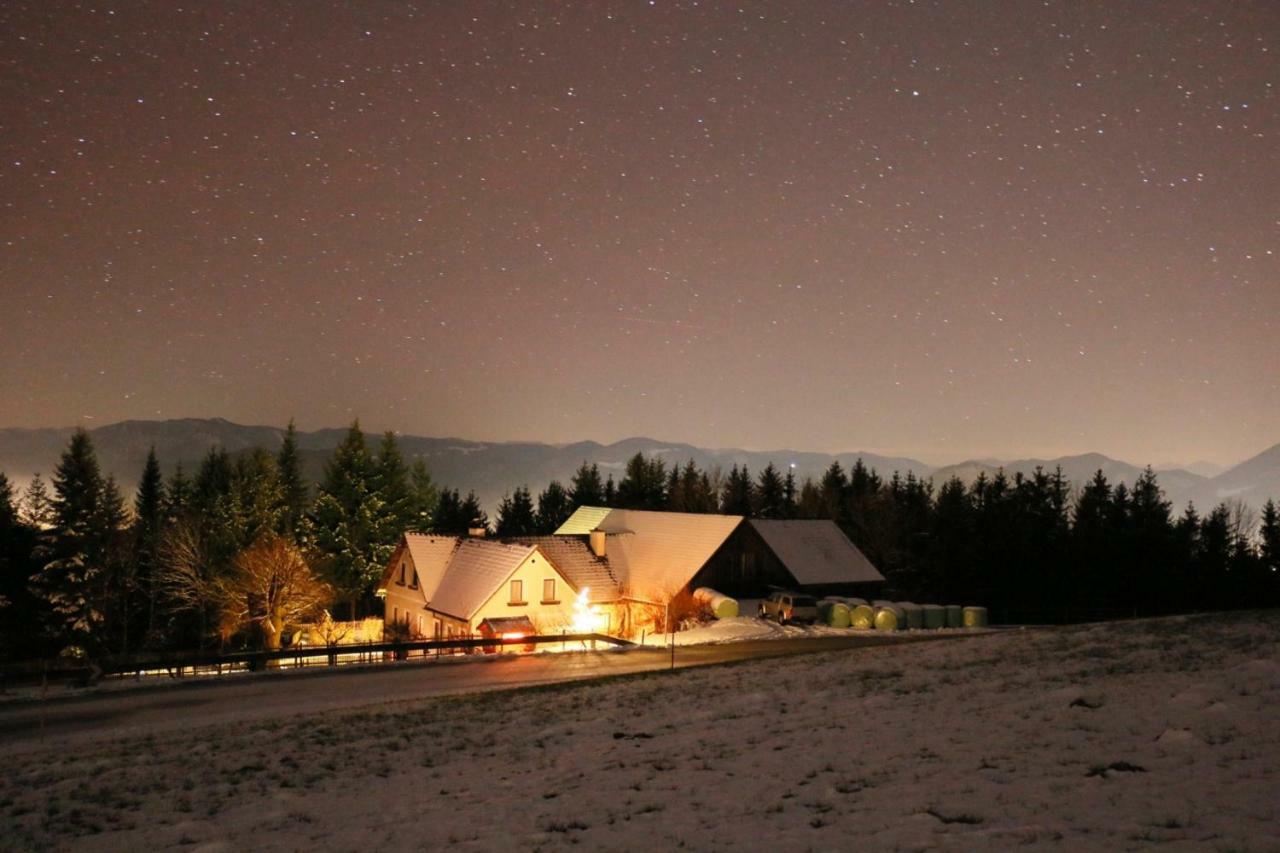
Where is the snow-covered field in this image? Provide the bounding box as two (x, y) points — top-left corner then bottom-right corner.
(3, 611), (1278, 851)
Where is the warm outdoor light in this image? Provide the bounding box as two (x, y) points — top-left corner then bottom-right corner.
(569, 587), (605, 634)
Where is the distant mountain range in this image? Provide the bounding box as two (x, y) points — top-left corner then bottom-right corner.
(1, 418), (1277, 517)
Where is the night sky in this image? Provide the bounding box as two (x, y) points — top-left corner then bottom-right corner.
(2, 1), (1277, 466)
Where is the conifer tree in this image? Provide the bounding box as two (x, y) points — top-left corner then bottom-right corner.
(133, 448), (166, 642)
(720, 465), (754, 516)
(495, 486), (536, 537)
(432, 488), (464, 534)
(617, 453), (666, 510)
(309, 421), (392, 617)
(535, 481), (572, 533)
(603, 475), (617, 507)
(755, 463), (787, 519)
(459, 492), (490, 534)
(819, 461), (848, 521)
(1260, 500), (1280, 574)
(229, 449), (285, 548)
(31, 429), (116, 657)
(276, 419), (309, 536)
(569, 462), (605, 507)
(20, 474), (54, 530)
(164, 464), (192, 522)
(407, 459), (438, 532)
(0, 472), (17, 533)
(374, 431), (415, 534)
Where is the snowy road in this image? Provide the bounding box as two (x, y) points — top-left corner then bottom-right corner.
(0, 631), (987, 752)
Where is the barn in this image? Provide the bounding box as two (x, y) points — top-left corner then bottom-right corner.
(554, 507), (885, 601)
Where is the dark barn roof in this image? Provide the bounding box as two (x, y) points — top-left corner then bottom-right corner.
(748, 519), (885, 585)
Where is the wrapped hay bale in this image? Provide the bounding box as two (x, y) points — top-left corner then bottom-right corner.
(693, 587), (739, 620)
(873, 606), (901, 631)
(962, 606), (988, 628)
(922, 604), (947, 629)
(945, 605), (964, 628)
(850, 603), (876, 629)
(898, 602), (924, 630)
(818, 599), (851, 628)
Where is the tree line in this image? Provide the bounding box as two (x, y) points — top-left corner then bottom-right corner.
(491, 452), (1280, 623)
(3, 432), (1279, 663)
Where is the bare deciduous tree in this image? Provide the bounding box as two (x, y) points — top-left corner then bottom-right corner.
(214, 534), (331, 650)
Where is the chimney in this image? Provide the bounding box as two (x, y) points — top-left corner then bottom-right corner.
(589, 529), (607, 558)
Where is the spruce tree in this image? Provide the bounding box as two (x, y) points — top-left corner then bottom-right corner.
(133, 448), (166, 643)
(310, 421), (391, 617)
(819, 461), (848, 521)
(165, 464), (192, 522)
(755, 463), (786, 519)
(617, 453), (666, 510)
(720, 465), (754, 516)
(535, 481), (572, 533)
(20, 474), (54, 529)
(459, 492), (490, 534)
(431, 488), (459, 534)
(374, 431), (415, 534)
(407, 459), (438, 532)
(568, 462), (605, 507)
(495, 486), (536, 537)
(603, 475), (617, 507)
(0, 472), (18, 533)
(276, 419), (309, 536)
(31, 429), (113, 657)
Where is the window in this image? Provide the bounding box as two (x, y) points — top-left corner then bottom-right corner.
(434, 620), (442, 639)
(509, 579), (526, 605)
(393, 606), (399, 623)
(542, 578), (557, 604)
(397, 562), (406, 585)
(410, 569), (419, 589)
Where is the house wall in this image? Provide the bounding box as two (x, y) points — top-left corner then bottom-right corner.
(467, 552), (578, 634)
(690, 521), (799, 598)
(383, 551), (429, 638)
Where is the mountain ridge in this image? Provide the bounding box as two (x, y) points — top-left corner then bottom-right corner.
(1, 419), (1276, 516)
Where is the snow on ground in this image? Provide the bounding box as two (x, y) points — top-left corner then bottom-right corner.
(3, 611), (1278, 851)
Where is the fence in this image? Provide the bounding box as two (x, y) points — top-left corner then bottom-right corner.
(0, 632), (632, 689)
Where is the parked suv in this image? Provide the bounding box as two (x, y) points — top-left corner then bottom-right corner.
(759, 590), (819, 625)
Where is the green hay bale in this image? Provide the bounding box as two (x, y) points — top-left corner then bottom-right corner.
(962, 606), (988, 628)
(873, 607), (901, 632)
(922, 604), (946, 630)
(945, 605), (963, 628)
(850, 603), (876, 629)
(818, 600), (851, 628)
(693, 587), (739, 619)
(898, 602), (924, 630)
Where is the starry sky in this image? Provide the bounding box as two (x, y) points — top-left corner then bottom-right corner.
(1, 1), (1277, 467)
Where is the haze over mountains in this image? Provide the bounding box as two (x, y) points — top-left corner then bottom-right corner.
(1, 418), (1278, 518)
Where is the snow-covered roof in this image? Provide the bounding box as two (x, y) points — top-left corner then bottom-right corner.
(554, 505), (614, 535)
(426, 539), (537, 621)
(593, 509), (744, 602)
(507, 536), (619, 603)
(378, 533), (460, 603)
(749, 520), (885, 585)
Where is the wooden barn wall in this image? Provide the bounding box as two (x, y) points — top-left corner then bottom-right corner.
(689, 522), (797, 598)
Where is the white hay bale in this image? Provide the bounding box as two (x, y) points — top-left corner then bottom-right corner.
(693, 587), (739, 620)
